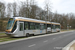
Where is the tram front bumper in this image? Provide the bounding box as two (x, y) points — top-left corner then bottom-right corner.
(5, 32), (19, 37)
(5, 32), (15, 37)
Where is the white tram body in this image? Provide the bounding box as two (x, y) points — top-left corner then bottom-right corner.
(5, 17), (61, 37)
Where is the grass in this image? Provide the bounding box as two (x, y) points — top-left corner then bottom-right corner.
(0, 33), (26, 42)
(0, 37), (25, 42)
(61, 29), (75, 32)
(0, 33), (6, 35)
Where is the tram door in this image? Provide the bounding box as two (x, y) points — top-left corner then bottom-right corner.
(52, 25), (56, 32)
(18, 22), (24, 36)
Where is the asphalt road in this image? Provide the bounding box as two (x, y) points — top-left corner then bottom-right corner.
(0, 31), (75, 50)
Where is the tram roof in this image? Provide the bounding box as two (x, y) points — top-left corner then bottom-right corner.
(13, 17), (60, 25)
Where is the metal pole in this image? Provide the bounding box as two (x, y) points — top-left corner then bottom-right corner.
(51, 13), (52, 33)
(51, 22), (52, 33)
(46, 16), (47, 33)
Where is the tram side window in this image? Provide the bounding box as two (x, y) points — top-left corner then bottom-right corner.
(30, 22), (35, 30)
(58, 25), (60, 29)
(35, 23), (40, 29)
(47, 24), (51, 29)
(24, 22), (29, 30)
(44, 24), (46, 29)
(40, 23), (44, 30)
(47, 24), (51, 27)
(56, 25), (60, 29)
(56, 25), (58, 28)
(47, 24), (51, 28)
(52, 25), (55, 29)
(20, 23), (23, 31)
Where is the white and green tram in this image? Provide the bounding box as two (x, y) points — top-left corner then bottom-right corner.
(5, 17), (61, 37)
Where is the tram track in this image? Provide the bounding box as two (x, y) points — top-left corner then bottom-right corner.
(0, 35), (7, 38)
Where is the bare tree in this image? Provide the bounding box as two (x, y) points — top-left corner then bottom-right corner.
(7, 3), (12, 18)
(0, 2), (6, 31)
(19, 0), (30, 17)
(29, 0), (38, 19)
(19, 0), (38, 19)
(0, 2), (5, 18)
(19, 1), (27, 17)
(44, 0), (52, 21)
(12, 2), (17, 16)
(25, 0), (30, 18)
(30, 5), (40, 19)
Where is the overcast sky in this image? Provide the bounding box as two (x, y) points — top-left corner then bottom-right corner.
(1, 0), (75, 14)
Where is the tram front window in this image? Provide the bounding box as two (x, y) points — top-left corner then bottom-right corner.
(6, 18), (14, 30)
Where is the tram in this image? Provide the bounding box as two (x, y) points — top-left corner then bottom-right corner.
(5, 17), (61, 37)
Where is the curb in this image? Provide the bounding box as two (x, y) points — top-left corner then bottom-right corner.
(0, 30), (74, 45)
(62, 40), (75, 50)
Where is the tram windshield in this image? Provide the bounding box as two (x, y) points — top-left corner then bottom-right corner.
(6, 18), (14, 30)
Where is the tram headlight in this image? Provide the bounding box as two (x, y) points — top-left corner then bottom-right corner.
(6, 31), (10, 33)
(8, 32), (10, 33)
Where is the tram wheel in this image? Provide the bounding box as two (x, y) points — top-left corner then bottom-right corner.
(26, 33), (30, 37)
